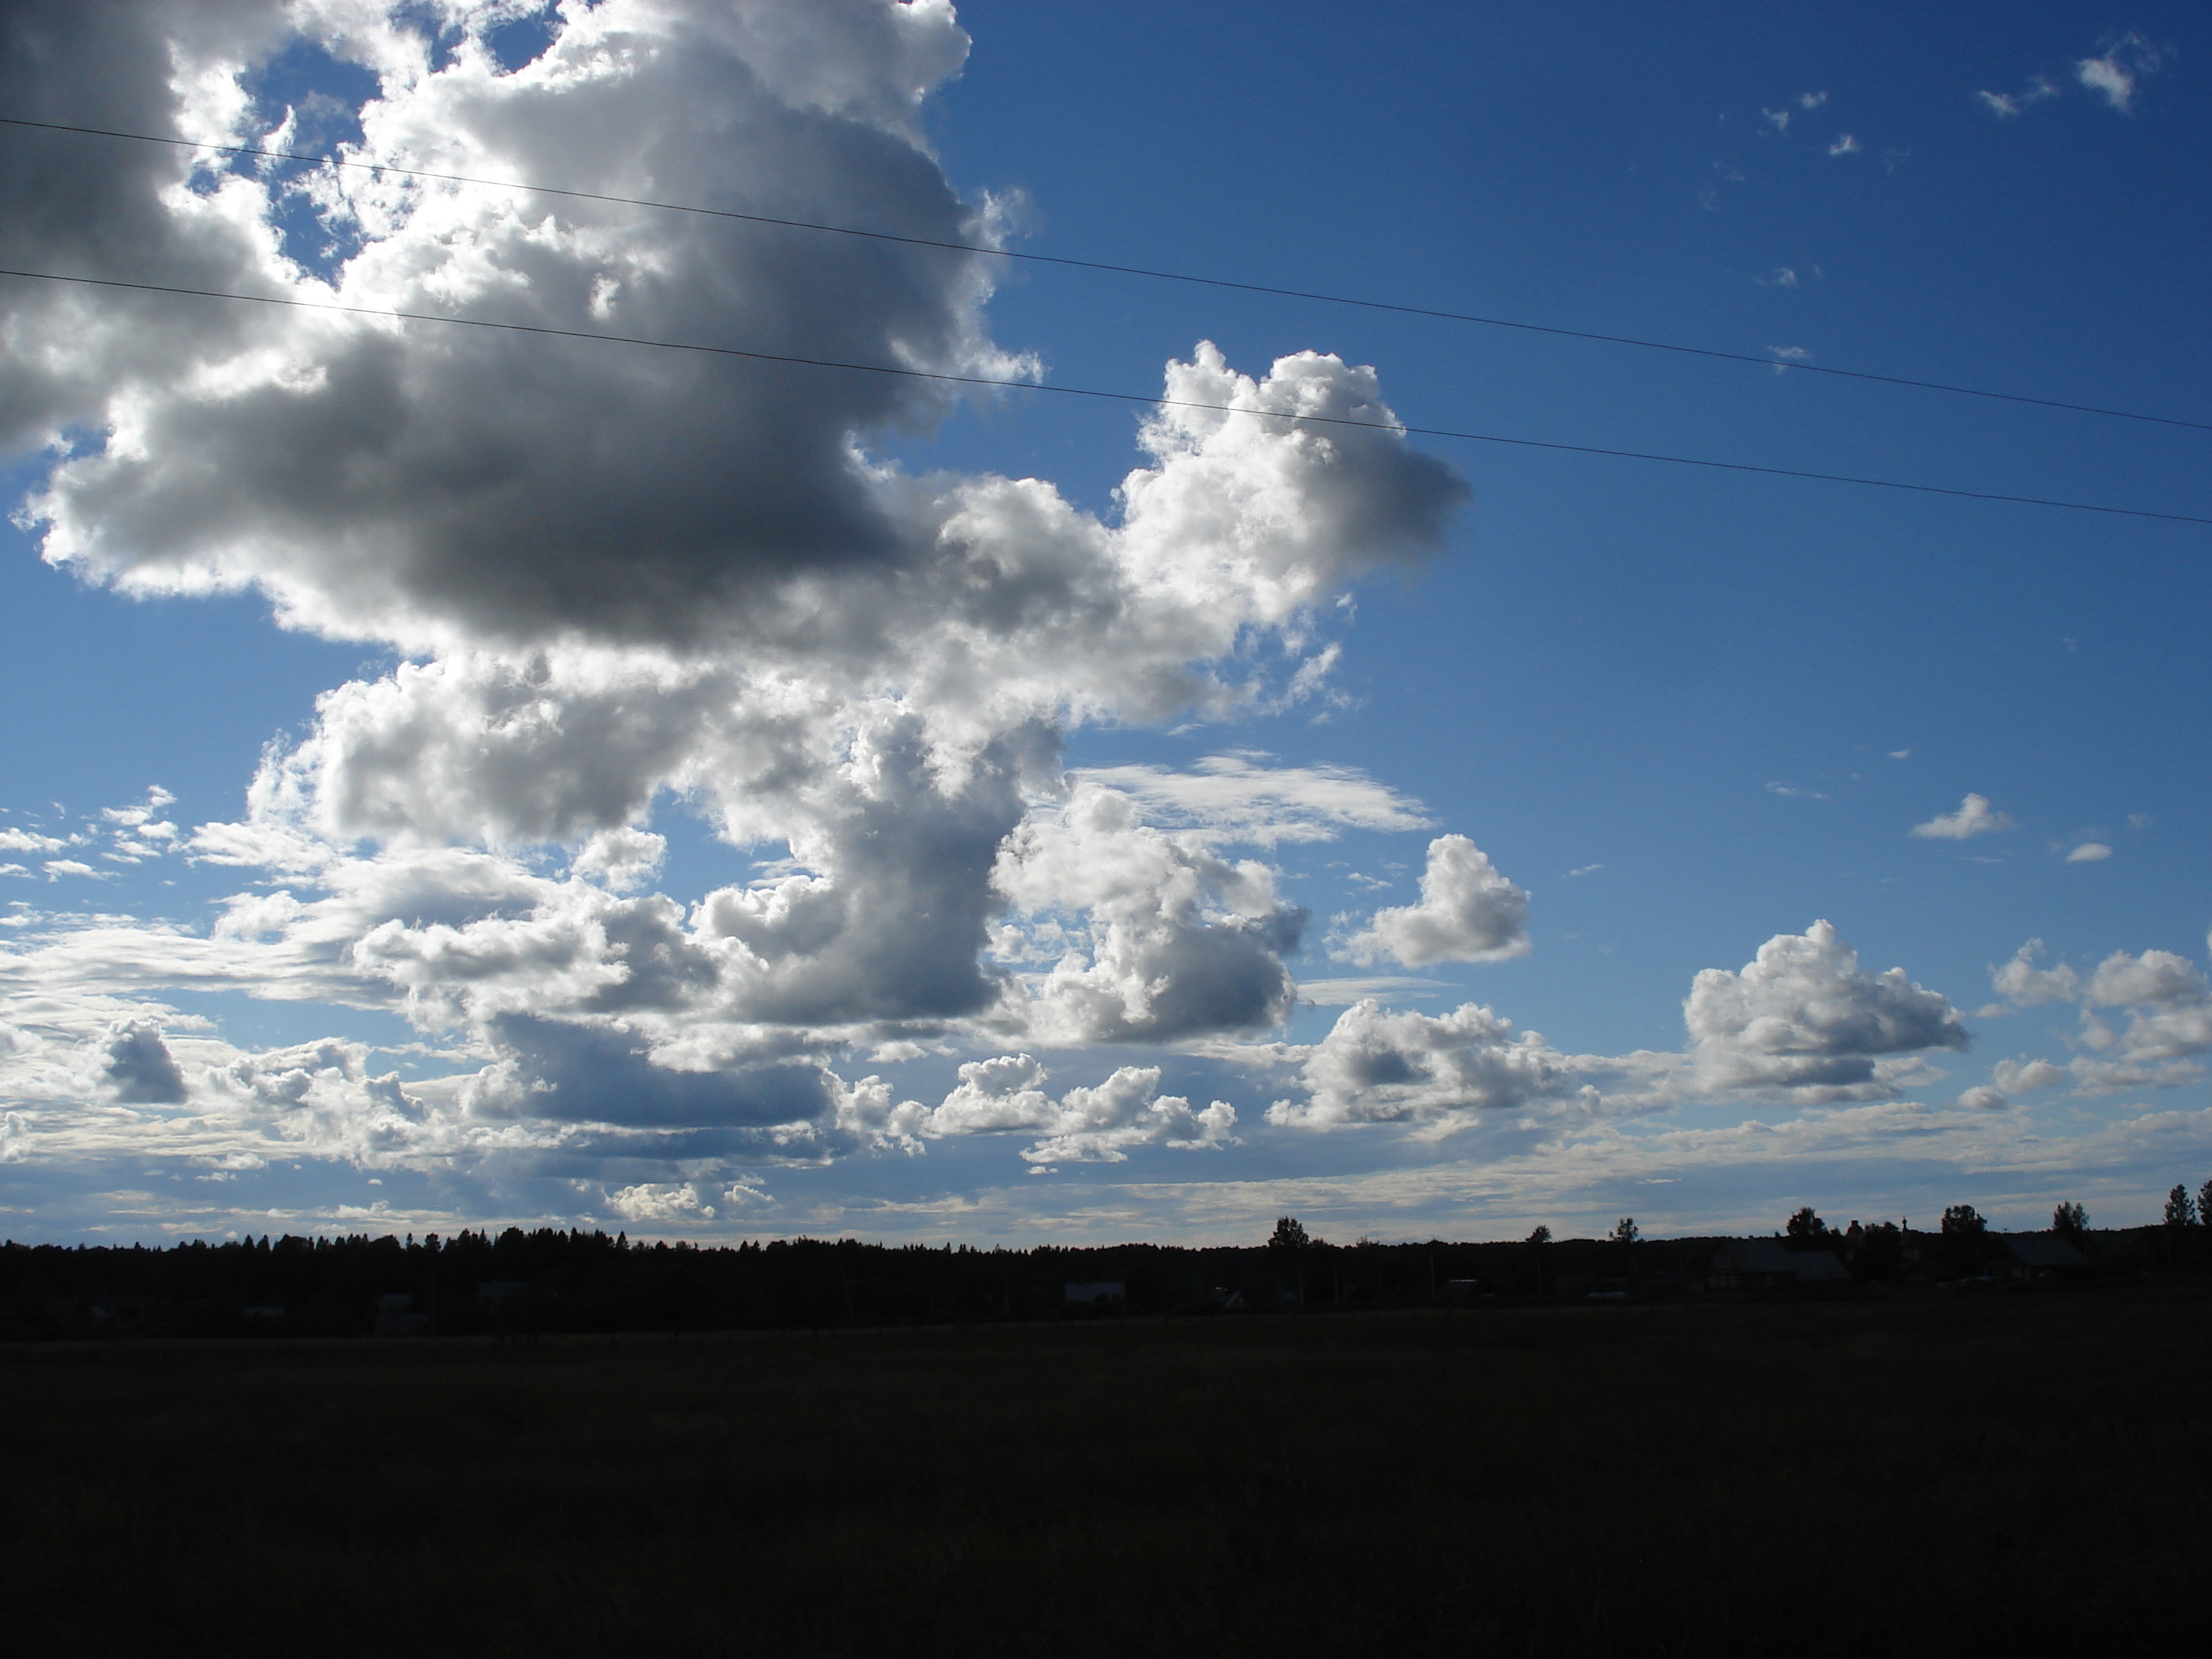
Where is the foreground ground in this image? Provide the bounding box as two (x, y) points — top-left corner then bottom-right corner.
(7, 1282), (2207, 1655)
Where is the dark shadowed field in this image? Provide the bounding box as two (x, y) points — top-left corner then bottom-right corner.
(7, 1282), (2207, 1656)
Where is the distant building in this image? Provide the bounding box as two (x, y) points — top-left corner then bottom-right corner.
(1994, 1232), (2090, 1280)
(373, 1292), (430, 1337)
(1705, 1239), (1851, 1291)
(1063, 1281), (1125, 1306)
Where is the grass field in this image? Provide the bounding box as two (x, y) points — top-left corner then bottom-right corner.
(7, 1281), (2207, 1656)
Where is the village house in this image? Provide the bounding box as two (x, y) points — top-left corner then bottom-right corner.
(1992, 1232), (2091, 1280)
(1704, 1238), (1852, 1291)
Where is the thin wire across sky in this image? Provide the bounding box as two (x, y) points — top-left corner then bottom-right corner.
(0, 117), (2203, 527)
(5, 115), (2206, 435)
(3, 266), (2203, 528)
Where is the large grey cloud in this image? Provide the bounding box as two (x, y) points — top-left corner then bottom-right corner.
(12, 0), (1014, 646)
(101, 1017), (189, 1104)
(0, 2), (1477, 1182)
(0, 0), (291, 452)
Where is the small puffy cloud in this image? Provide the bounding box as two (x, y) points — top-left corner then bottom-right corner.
(569, 828), (667, 893)
(928, 1053), (1056, 1135)
(1339, 835), (1530, 969)
(1268, 998), (1598, 1133)
(1828, 134), (1861, 156)
(0, 829), (68, 854)
(1993, 1057), (2067, 1094)
(211, 889), (309, 942)
(606, 1183), (713, 1225)
(2086, 949), (2207, 1010)
(993, 781), (1306, 1045)
(2078, 34), (2168, 112)
(2066, 842), (2111, 863)
(1912, 793), (2016, 840)
(205, 1038), (423, 1165)
(1800, 91), (1829, 109)
(102, 1018), (190, 1105)
(102, 786), (175, 830)
(1684, 920), (1968, 1100)
(44, 859), (112, 881)
(1957, 1084), (2009, 1111)
(1766, 781), (1823, 799)
(2067, 948), (2212, 1093)
(1991, 939), (2080, 1006)
(1018, 1070), (1237, 1165)
(908, 1055), (1236, 1164)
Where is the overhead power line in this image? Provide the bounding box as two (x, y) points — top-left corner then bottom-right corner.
(2, 266), (2203, 528)
(4, 113), (2207, 437)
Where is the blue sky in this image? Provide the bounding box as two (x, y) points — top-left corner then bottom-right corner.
(1, 1), (2205, 1246)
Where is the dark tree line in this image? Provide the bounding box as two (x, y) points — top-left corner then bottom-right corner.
(5, 1184), (2203, 1340)
(0, 1227), (1571, 1339)
(0, 1225), (1708, 1338)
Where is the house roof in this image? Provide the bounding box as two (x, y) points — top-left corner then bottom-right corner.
(1997, 1232), (2090, 1269)
(1711, 1239), (1851, 1280)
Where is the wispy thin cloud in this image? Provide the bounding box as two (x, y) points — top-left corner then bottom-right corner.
(2078, 33), (2169, 113)
(1976, 75), (2060, 119)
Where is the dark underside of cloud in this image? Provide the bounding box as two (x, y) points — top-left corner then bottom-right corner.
(484, 1014), (830, 1128)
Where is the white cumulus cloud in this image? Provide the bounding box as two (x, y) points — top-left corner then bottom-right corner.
(899, 1053), (1236, 1164)
(1683, 920), (1968, 1101)
(1339, 835), (1530, 969)
(0, 0), (1474, 1186)
(1991, 939), (2081, 1006)
(1267, 998), (1599, 1135)
(2068, 948), (2212, 1093)
(1911, 793), (2016, 840)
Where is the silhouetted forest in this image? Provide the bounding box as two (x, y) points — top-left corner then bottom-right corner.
(5, 1197), (2207, 1340)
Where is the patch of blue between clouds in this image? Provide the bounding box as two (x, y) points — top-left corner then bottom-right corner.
(486, 5), (565, 76)
(218, 41), (378, 277)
